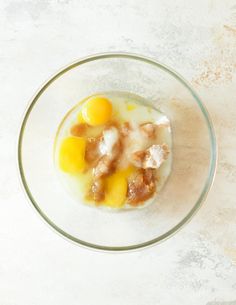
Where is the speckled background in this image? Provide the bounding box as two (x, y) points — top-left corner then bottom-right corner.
(0, 1), (235, 304)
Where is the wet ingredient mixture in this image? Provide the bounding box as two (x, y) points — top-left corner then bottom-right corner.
(55, 92), (172, 210)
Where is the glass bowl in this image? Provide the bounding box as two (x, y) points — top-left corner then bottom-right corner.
(18, 53), (217, 251)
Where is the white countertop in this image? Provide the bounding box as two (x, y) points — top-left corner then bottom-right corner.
(1, 1), (236, 304)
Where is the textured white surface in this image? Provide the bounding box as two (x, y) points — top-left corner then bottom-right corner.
(1, 0), (236, 304)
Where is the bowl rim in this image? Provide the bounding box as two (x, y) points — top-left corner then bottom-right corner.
(17, 52), (217, 252)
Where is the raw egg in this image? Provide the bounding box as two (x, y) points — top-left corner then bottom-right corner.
(104, 166), (135, 208)
(59, 137), (86, 174)
(82, 96), (112, 126)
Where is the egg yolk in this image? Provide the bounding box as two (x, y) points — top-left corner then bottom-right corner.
(59, 137), (86, 174)
(82, 96), (112, 126)
(104, 166), (135, 208)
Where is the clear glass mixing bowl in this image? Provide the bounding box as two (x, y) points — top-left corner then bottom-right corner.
(18, 53), (217, 251)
